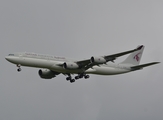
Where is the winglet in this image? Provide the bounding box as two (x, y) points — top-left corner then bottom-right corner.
(136, 45), (144, 50)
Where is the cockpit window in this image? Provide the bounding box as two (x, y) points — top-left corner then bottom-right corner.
(8, 54), (14, 56)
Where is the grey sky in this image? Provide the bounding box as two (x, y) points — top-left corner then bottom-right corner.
(1, 0), (163, 120)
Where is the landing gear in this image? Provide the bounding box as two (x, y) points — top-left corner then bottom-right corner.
(70, 79), (75, 83)
(84, 75), (90, 79)
(66, 76), (71, 81)
(77, 73), (89, 79)
(66, 74), (75, 83)
(17, 64), (21, 72)
(17, 68), (21, 72)
(66, 73), (90, 83)
(75, 76), (79, 80)
(78, 74), (84, 79)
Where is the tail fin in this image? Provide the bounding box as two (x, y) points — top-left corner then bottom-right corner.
(121, 45), (145, 65)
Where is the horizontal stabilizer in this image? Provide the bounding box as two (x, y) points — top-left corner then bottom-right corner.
(131, 62), (160, 70)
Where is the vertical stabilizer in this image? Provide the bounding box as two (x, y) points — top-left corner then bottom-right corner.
(121, 45), (144, 65)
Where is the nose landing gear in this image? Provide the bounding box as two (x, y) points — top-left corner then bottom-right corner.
(17, 64), (21, 72)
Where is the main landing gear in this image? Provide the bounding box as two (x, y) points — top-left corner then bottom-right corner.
(66, 75), (75, 83)
(17, 64), (21, 72)
(66, 73), (90, 83)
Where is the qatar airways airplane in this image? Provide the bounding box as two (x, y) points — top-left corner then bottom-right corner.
(5, 45), (159, 83)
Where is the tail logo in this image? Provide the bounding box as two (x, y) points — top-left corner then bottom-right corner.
(134, 53), (141, 62)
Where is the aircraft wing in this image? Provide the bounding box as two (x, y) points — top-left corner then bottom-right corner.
(103, 45), (143, 62)
(76, 45), (144, 69)
(131, 62), (160, 70)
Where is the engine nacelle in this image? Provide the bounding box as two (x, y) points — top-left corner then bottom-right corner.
(63, 62), (79, 69)
(38, 69), (56, 79)
(90, 56), (106, 64)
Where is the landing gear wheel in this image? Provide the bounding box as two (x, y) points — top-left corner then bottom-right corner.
(79, 74), (83, 78)
(84, 75), (90, 79)
(17, 68), (21, 72)
(70, 79), (75, 83)
(75, 76), (79, 80)
(66, 76), (71, 81)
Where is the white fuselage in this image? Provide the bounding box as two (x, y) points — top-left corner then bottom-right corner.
(5, 52), (132, 75)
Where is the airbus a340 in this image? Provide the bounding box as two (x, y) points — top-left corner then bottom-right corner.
(5, 45), (159, 83)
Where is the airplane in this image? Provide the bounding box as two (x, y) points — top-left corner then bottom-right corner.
(5, 45), (160, 83)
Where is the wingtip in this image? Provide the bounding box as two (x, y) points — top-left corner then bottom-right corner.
(150, 62), (160, 65)
(137, 45), (144, 50)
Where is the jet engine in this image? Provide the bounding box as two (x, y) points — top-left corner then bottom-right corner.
(63, 62), (79, 69)
(38, 69), (58, 79)
(90, 56), (106, 64)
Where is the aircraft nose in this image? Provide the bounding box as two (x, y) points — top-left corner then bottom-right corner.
(5, 55), (17, 63)
(5, 56), (13, 62)
(5, 56), (10, 61)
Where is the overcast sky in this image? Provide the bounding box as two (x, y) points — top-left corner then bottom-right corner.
(0, 0), (163, 120)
